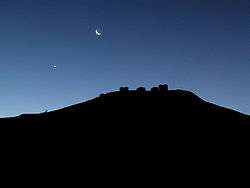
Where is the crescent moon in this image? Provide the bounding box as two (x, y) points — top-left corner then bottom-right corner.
(95, 29), (102, 36)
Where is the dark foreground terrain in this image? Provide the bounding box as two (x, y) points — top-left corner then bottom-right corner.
(1, 86), (249, 132)
(2, 86), (250, 184)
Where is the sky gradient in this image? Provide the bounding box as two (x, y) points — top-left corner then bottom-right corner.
(0, 0), (250, 117)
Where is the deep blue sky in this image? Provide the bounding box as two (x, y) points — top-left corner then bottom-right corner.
(0, 0), (249, 117)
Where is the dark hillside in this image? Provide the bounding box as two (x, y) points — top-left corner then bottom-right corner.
(0, 85), (249, 135)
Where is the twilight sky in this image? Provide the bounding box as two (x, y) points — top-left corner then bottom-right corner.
(0, 0), (249, 117)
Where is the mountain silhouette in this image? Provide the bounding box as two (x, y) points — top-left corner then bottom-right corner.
(2, 84), (250, 182)
(0, 84), (249, 134)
